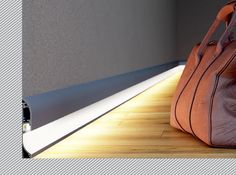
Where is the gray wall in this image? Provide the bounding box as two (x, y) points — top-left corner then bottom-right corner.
(23, 0), (230, 97)
(176, 0), (227, 58)
(23, 0), (177, 97)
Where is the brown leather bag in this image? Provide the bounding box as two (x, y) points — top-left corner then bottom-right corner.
(170, 1), (236, 148)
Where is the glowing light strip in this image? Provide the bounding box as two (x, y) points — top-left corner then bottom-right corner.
(23, 65), (185, 156)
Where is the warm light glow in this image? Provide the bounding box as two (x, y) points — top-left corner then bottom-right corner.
(23, 65), (185, 156)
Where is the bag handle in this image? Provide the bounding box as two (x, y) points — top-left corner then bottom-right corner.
(217, 1), (236, 22)
(197, 1), (236, 59)
(216, 12), (236, 55)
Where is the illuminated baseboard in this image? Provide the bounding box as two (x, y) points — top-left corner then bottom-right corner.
(23, 65), (185, 157)
(23, 61), (182, 130)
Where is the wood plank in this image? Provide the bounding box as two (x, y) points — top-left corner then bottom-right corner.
(35, 71), (236, 158)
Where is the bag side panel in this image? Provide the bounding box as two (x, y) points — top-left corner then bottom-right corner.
(211, 54), (236, 147)
(191, 42), (236, 147)
(170, 45), (199, 131)
(174, 45), (217, 134)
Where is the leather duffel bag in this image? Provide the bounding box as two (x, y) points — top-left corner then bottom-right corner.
(170, 1), (236, 148)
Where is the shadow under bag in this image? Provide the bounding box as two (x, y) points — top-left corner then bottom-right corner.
(170, 1), (236, 148)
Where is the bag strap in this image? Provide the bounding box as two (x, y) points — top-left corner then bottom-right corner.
(197, 1), (236, 59)
(217, 1), (236, 21)
(216, 12), (236, 55)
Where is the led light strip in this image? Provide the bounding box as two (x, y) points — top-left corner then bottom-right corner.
(23, 65), (185, 157)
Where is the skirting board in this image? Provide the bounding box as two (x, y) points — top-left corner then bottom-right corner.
(23, 61), (185, 157)
(23, 61), (185, 130)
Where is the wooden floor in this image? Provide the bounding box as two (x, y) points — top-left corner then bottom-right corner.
(35, 71), (236, 158)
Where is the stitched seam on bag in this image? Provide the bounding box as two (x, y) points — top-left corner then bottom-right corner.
(188, 54), (218, 138)
(175, 44), (218, 136)
(188, 50), (233, 139)
(187, 44), (233, 139)
(187, 40), (236, 138)
(209, 54), (236, 146)
(174, 51), (201, 132)
(176, 45), (218, 137)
